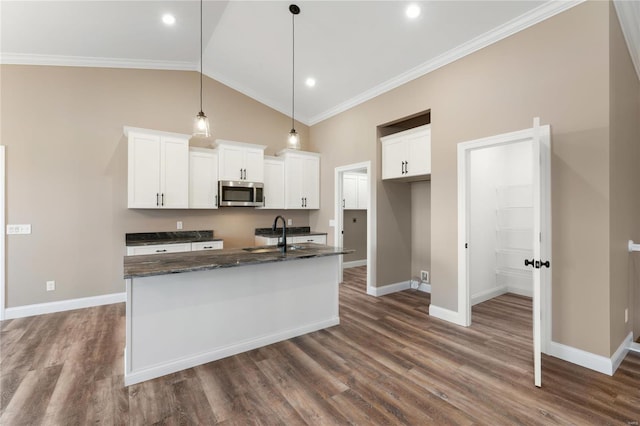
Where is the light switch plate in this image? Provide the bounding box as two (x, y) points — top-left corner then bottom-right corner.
(7, 224), (31, 235)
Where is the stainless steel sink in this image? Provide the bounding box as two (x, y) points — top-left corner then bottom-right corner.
(242, 245), (304, 254)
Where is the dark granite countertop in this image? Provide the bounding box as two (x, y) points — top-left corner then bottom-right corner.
(255, 226), (327, 238)
(126, 230), (222, 247)
(124, 243), (353, 279)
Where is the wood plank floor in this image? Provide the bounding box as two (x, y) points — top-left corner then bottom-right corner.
(1, 266), (639, 425)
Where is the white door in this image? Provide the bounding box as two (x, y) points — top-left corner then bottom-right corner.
(381, 137), (406, 179)
(530, 118), (551, 387)
(244, 148), (264, 182)
(343, 174), (358, 209)
(189, 149), (218, 209)
(302, 155), (319, 209)
(406, 129), (431, 176)
(357, 174), (368, 209)
(261, 159), (285, 209)
(128, 132), (161, 208)
(218, 145), (245, 181)
(457, 117), (551, 388)
(285, 154), (304, 208)
(160, 137), (189, 208)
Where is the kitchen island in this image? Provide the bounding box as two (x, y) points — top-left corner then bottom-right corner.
(123, 243), (351, 386)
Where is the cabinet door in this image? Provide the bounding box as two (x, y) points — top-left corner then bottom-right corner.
(292, 235), (326, 244)
(357, 174), (368, 209)
(191, 241), (223, 251)
(244, 148), (264, 182)
(381, 137), (407, 180)
(284, 155), (304, 209)
(406, 128), (431, 177)
(261, 160), (285, 209)
(160, 137), (189, 208)
(343, 174), (358, 209)
(218, 145), (245, 181)
(189, 149), (218, 209)
(255, 236), (280, 246)
(128, 132), (161, 208)
(301, 155), (319, 209)
(126, 243), (191, 256)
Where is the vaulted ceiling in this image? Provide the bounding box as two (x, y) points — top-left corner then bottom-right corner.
(2, 1), (638, 125)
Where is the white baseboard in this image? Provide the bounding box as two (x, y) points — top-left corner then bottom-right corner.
(4, 292), (126, 320)
(428, 304), (468, 327)
(507, 286), (533, 298)
(471, 286), (507, 306)
(547, 332), (632, 376)
(417, 283), (431, 293)
(124, 317), (340, 386)
(367, 280), (410, 296)
(628, 341), (640, 354)
(343, 259), (367, 269)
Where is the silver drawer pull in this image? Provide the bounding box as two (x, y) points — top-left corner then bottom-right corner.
(203, 246), (213, 249)
(156, 249), (167, 253)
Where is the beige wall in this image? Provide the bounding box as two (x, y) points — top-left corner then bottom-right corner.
(342, 209), (367, 263)
(608, 3), (640, 350)
(311, 1), (617, 356)
(1, 65), (309, 307)
(411, 181), (431, 281)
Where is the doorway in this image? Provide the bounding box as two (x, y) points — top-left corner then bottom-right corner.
(1, 146), (5, 320)
(335, 161), (373, 294)
(458, 118), (551, 387)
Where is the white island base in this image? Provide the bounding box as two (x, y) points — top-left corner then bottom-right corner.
(124, 255), (340, 386)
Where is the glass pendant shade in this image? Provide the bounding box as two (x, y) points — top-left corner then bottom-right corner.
(288, 128), (300, 149)
(193, 111), (211, 137)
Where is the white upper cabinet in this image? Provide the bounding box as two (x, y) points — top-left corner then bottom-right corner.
(260, 156), (285, 209)
(381, 124), (431, 180)
(127, 127), (189, 209)
(277, 149), (320, 210)
(189, 147), (219, 209)
(343, 173), (368, 210)
(215, 139), (266, 182)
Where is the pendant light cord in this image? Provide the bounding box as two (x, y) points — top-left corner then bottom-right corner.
(291, 11), (295, 130)
(200, 0), (203, 113)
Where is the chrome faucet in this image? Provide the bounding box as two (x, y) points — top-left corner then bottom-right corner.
(272, 215), (287, 252)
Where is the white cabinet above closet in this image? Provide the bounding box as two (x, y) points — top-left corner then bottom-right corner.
(126, 127), (189, 209)
(381, 124), (431, 181)
(215, 139), (266, 182)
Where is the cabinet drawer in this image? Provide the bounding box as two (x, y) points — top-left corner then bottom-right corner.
(255, 236), (280, 246)
(191, 241), (224, 251)
(291, 235), (326, 244)
(126, 243), (191, 256)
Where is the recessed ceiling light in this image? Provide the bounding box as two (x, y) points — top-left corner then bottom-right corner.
(162, 14), (176, 26)
(406, 4), (421, 19)
(305, 77), (316, 88)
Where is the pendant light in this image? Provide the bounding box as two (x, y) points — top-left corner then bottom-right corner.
(287, 4), (301, 149)
(193, 0), (210, 137)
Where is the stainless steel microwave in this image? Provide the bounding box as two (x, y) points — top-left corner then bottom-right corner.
(218, 180), (264, 207)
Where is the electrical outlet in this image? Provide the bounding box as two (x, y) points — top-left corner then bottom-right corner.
(7, 224), (32, 235)
(46, 280), (55, 291)
(177, 221), (183, 230)
(420, 270), (429, 283)
(625, 308), (628, 323)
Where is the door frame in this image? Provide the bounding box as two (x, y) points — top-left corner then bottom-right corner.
(1, 146), (5, 320)
(457, 120), (552, 354)
(334, 161), (374, 293)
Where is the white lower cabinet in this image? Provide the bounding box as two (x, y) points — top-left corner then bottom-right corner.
(126, 243), (192, 256)
(254, 234), (326, 246)
(127, 241), (223, 256)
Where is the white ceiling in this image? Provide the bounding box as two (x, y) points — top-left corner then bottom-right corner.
(3, 1), (636, 126)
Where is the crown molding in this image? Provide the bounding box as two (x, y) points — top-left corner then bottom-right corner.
(307, 0), (585, 125)
(614, 0), (640, 81)
(0, 52), (197, 71)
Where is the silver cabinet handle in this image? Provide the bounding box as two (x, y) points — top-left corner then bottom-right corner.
(203, 246), (213, 249)
(156, 193), (160, 207)
(161, 193), (164, 206)
(155, 249), (167, 253)
(215, 194), (218, 207)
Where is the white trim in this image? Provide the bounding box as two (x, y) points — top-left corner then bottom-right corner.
(368, 280), (410, 297)
(123, 126), (190, 140)
(4, 292), (125, 320)
(334, 161), (373, 295)
(0, 146), (5, 321)
(343, 259), (367, 269)
(428, 304), (468, 327)
(508, 286), (533, 298)
(628, 341), (640, 354)
(307, 1), (584, 125)
(471, 286), (508, 306)
(547, 332), (632, 376)
(416, 283), (431, 294)
(124, 317), (339, 386)
(613, 0), (640, 81)
(0, 53), (197, 72)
